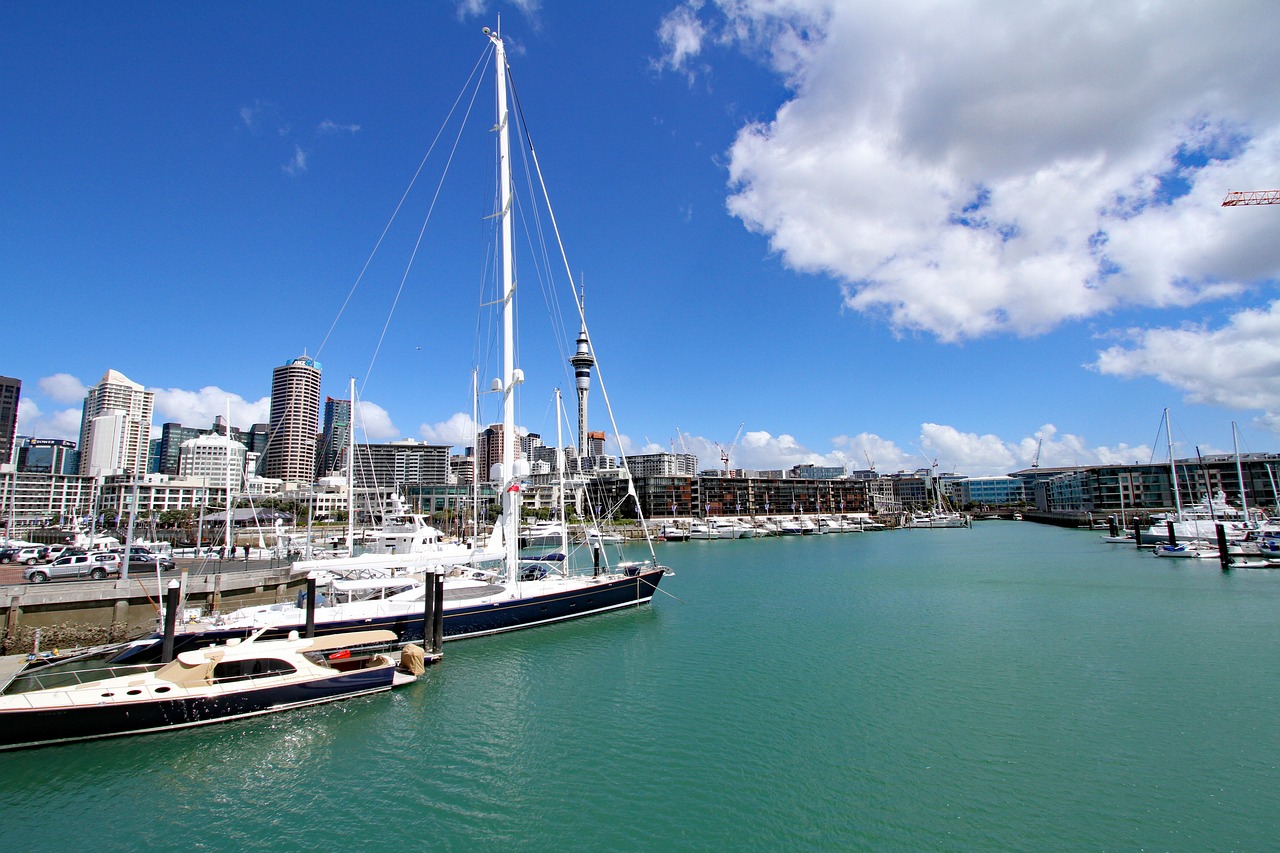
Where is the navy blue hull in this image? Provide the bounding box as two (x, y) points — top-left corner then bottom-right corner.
(0, 666), (394, 751)
(110, 568), (667, 664)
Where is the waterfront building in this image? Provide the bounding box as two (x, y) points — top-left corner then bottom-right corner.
(0, 376), (19, 466)
(342, 440), (451, 491)
(78, 370), (154, 477)
(624, 452), (698, 478)
(263, 355), (321, 487)
(97, 473), (226, 519)
(958, 476), (1026, 507)
(317, 397), (351, 478)
(789, 464), (847, 480)
(0, 471), (94, 530)
(177, 433), (247, 493)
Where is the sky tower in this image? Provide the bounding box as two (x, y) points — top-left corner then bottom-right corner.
(568, 291), (595, 456)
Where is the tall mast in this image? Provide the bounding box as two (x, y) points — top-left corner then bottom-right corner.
(556, 388), (568, 556)
(487, 26), (521, 581)
(1166, 408), (1183, 517)
(347, 376), (355, 555)
(1232, 421), (1249, 521)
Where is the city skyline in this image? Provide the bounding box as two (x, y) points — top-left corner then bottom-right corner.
(6, 3), (1280, 478)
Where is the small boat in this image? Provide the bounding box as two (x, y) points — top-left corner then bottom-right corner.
(1153, 540), (1220, 559)
(0, 629), (410, 751)
(778, 518), (805, 536)
(656, 522), (689, 542)
(583, 527), (625, 546)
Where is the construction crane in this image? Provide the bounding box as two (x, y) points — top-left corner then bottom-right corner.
(716, 422), (745, 478)
(1222, 190), (1280, 206)
(863, 451), (876, 473)
(1031, 438), (1043, 469)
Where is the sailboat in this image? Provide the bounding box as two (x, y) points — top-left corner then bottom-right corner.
(100, 27), (672, 664)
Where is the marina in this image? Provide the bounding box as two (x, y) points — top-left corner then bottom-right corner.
(0, 522), (1277, 849)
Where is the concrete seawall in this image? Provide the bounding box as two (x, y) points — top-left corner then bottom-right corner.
(0, 565), (307, 655)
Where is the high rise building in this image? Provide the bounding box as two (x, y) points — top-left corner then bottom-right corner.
(476, 423), (520, 484)
(78, 370), (154, 476)
(157, 422), (204, 475)
(0, 376), (19, 465)
(318, 397), (351, 477)
(263, 355), (322, 486)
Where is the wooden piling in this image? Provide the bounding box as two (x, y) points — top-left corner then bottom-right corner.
(1216, 523), (1231, 572)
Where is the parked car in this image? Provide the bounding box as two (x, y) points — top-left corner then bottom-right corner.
(0, 547), (20, 564)
(9, 547), (49, 566)
(124, 552), (176, 572)
(25, 552), (123, 583)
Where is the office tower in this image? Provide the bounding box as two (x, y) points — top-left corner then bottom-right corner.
(318, 397), (351, 478)
(263, 355), (322, 485)
(0, 376), (19, 465)
(78, 370), (154, 476)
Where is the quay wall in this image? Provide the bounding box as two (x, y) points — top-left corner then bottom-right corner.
(0, 567), (306, 655)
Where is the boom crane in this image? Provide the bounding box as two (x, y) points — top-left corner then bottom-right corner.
(1222, 190), (1280, 206)
(716, 422), (746, 478)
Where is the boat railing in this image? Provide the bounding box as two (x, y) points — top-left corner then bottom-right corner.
(4, 661), (165, 696)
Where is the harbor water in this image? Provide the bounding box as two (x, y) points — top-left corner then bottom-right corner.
(2, 521), (1278, 851)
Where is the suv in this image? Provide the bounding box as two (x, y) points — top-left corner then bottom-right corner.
(0, 547), (20, 564)
(9, 547), (48, 565)
(25, 552), (123, 583)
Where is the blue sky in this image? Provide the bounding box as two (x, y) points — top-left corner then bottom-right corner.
(5, 1), (1280, 477)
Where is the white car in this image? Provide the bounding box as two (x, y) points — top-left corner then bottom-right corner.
(2, 546), (48, 566)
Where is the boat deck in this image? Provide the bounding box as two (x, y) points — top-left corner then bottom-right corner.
(0, 654), (30, 693)
(443, 584), (506, 602)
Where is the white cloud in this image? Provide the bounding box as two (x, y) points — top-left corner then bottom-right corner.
(38, 373), (87, 404)
(150, 386), (270, 431)
(655, 2), (708, 82)
(1091, 300), (1280, 413)
(283, 145), (308, 176)
(419, 412), (479, 447)
(317, 119), (360, 135)
(354, 400), (398, 441)
(15, 397), (83, 441)
(665, 0), (1280, 341)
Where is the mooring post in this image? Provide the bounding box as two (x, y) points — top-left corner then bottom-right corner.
(160, 580), (180, 663)
(1132, 515), (1143, 549)
(432, 572), (445, 655)
(1216, 523), (1231, 571)
(1166, 520), (1177, 546)
(421, 570), (436, 651)
(1108, 516), (1119, 538)
(304, 574), (317, 639)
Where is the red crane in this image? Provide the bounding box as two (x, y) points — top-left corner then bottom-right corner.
(1222, 190), (1280, 206)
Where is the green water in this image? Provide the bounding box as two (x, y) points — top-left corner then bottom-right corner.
(2, 523), (1278, 851)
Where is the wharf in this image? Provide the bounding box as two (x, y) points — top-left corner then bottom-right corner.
(0, 564), (307, 655)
